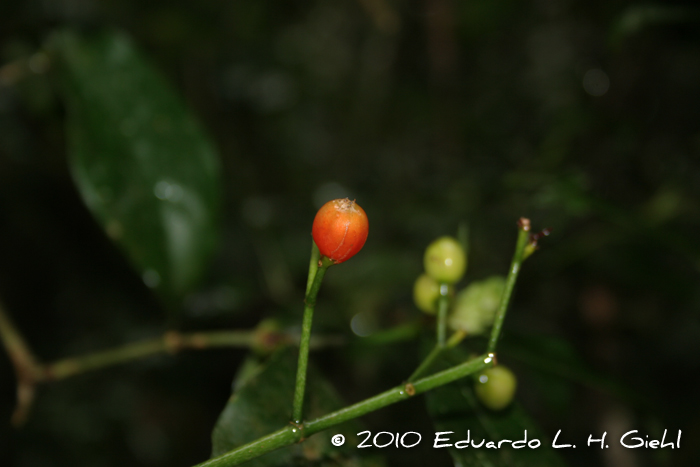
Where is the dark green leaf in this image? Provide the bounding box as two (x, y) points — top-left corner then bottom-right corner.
(425, 346), (568, 467)
(50, 30), (221, 301)
(500, 333), (648, 408)
(212, 348), (366, 467)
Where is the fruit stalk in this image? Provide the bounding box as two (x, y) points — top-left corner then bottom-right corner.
(292, 255), (333, 423)
(292, 199), (369, 423)
(486, 218), (531, 354)
(436, 287), (449, 346)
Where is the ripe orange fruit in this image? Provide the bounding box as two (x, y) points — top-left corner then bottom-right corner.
(312, 198), (369, 264)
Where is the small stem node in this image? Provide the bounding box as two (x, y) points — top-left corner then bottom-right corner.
(404, 383), (416, 396)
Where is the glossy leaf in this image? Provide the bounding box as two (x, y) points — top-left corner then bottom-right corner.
(500, 333), (646, 408)
(212, 348), (366, 467)
(425, 346), (568, 467)
(51, 30), (221, 301)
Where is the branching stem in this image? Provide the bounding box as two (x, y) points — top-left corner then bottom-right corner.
(196, 218), (535, 467)
(195, 353), (494, 467)
(0, 301), (342, 425)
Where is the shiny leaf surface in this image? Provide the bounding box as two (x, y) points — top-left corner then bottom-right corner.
(212, 348), (365, 467)
(52, 30), (221, 301)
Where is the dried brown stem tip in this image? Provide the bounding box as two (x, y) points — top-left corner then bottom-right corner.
(518, 217), (531, 231)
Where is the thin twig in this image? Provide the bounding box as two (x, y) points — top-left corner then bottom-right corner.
(487, 218), (531, 354)
(0, 301), (42, 425)
(407, 329), (466, 382)
(40, 330), (342, 382)
(0, 298), (344, 425)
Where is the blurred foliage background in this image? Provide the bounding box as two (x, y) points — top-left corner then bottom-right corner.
(1, 0), (700, 466)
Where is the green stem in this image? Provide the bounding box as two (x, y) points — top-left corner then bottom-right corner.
(2, 295), (343, 425)
(306, 242), (320, 295)
(408, 330), (466, 382)
(358, 321), (421, 346)
(43, 330), (342, 382)
(44, 330), (250, 380)
(292, 256), (333, 423)
(408, 345), (441, 381)
(436, 286), (449, 347)
(414, 284), (450, 382)
(2, 299), (343, 384)
(411, 218), (531, 383)
(486, 218), (531, 354)
(195, 353), (494, 467)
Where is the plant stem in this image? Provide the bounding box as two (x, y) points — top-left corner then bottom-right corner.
(407, 329), (466, 382)
(44, 331), (250, 380)
(306, 242), (320, 295)
(436, 286), (449, 347)
(412, 282), (451, 383)
(408, 345), (441, 381)
(40, 330), (341, 381)
(486, 218), (531, 354)
(358, 320), (421, 345)
(292, 255), (333, 423)
(410, 218), (531, 382)
(0, 298), (343, 425)
(196, 220), (532, 466)
(195, 353), (494, 467)
(0, 300), (42, 425)
(0, 301), (41, 378)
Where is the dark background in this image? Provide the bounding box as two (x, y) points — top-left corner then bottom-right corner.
(1, 1), (700, 466)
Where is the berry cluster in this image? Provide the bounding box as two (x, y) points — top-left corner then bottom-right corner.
(413, 235), (517, 410)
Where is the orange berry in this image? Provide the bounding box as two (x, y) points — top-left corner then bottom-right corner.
(312, 198), (369, 264)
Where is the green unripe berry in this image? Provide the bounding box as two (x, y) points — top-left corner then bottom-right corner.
(448, 275), (505, 335)
(448, 285), (486, 334)
(423, 236), (467, 284)
(413, 274), (440, 315)
(413, 274), (452, 315)
(474, 365), (517, 410)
